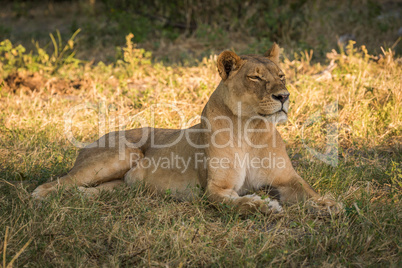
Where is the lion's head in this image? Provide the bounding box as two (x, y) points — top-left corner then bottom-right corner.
(217, 43), (289, 123)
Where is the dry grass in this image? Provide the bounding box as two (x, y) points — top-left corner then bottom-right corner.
(0, 31), (401, 267)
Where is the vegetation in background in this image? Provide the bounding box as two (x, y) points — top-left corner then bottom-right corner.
(0, 0), (401, 267)
(1, 0), (401, 63)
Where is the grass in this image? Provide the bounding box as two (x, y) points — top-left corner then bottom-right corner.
(0, 2), (402, 267)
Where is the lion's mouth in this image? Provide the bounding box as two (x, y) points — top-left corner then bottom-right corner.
(258, 109), (287, 117)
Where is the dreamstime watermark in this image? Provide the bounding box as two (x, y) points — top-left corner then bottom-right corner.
(63, 101), (339, 166)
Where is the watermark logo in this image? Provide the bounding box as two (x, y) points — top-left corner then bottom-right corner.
(129, 152), (286, 174)
(63, 100), (339, 167)
(301, 101), (339, 167)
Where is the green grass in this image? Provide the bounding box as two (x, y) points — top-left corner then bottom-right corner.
(0, 2), (401, 266)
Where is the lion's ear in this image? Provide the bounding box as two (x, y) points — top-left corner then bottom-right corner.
(264, 43), (280, 65)
(217, 51), (242, 80)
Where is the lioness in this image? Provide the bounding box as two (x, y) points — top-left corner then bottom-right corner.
(33, 44), (339, 214)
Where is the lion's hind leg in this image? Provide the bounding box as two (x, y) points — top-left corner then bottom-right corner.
(32, 148), (143, 199)
(77, 179), (125, 197)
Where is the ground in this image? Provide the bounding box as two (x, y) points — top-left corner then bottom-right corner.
(0, 1), (401, 267)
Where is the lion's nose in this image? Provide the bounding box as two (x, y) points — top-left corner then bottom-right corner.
(272, 93), (290, 103)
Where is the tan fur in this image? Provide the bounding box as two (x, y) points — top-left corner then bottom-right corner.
(32, 44), (340, 215)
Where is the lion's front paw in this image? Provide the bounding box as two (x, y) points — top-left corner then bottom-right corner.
(264, 198), (283, 213)
(240, 194), (283, 215)
(308, 197), (344, 215)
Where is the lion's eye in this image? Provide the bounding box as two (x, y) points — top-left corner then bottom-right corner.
(279, 74), (285, 80)
(248, 76), (262, 81)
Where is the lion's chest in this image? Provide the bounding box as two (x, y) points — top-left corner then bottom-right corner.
(226, 144), (281, 195)
(205, 120), (288, 195)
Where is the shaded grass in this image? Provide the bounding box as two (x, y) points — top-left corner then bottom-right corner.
(0, 171), (400, 266)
